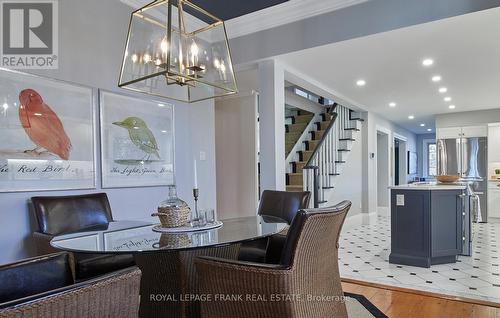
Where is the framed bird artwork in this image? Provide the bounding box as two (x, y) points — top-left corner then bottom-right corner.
(99, 90), (174, 188)
(0, 68), (95, 192)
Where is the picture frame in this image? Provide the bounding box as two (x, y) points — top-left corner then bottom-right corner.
(99, 90), (175, 188)
(0, 68), (96, 192)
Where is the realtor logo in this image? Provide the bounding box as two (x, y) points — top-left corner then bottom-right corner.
(1, 0), (58, 69)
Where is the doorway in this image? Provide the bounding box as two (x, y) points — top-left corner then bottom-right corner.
(394, 135), (407, 186)
(377, 131), (390, 212)
(394, 140), (400, 185)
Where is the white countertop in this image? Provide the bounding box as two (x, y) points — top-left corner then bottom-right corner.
(389, 182), (466, 190)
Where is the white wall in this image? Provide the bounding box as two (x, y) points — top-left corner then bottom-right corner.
(327, 123), (364, 216)
(377, 132), (390, 207)
(215, 94), (259, 219)
(258, 60), (286, 191)
(0, 0), (216, 264)
(362, 113), (418, 214)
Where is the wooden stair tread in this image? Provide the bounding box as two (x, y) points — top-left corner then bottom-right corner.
(339, 138), (355, 141)
(350, 118), (365, 122)
(338, 149), (350, 152)
(344, 128), (360, 131)
(335, 160), (346, 163)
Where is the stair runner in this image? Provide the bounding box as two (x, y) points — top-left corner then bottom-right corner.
(285, 110), (314, 157)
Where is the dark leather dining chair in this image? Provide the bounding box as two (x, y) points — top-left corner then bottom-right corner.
(238, 190), (311, 263)
(0, 252), (141, 318)
(196, 201), (351, 318)
(31, 193), (135, 280)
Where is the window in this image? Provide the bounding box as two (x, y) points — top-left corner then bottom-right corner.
(427, 143), (437, 176)
(294, 88), (308, 99)
(293, 87), (321, 104)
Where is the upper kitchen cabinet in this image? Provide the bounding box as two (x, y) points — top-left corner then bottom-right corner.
(437, 127), (462, 139)
(462, 126), (488, 138)
(437, 125), (487, 139)
(488, 124), (500, 162)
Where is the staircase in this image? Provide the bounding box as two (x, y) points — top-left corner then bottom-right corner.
(285, 104), (363, 207)
(285, 109), (314, 157)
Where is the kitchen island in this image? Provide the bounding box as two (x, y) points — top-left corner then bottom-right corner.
(389, 183), (466, 268)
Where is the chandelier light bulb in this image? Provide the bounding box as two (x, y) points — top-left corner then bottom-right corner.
(143, 53), (152, 63)
(190, 41), (199, 57)
(213, 58), (220, 69)
(160, 38), (169, 54)
(190, 40), (199, 66)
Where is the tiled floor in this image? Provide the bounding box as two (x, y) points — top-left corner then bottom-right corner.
(339, 213), (500, 303)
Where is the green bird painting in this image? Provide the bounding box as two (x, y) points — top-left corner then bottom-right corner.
(113, 117), (161, 163)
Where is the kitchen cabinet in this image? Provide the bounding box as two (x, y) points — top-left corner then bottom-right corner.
(488, 182), (500, 218)
(437, 125), (487, 139)
(462, 126), (488, 138)
(389, 186), (463, 268)
(437, 127), (462, 139)
(488, 125), (500, 162)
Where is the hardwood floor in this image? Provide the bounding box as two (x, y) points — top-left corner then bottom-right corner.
(342, 281), (500, 318)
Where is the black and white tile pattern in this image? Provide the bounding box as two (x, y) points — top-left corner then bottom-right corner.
(339, 214), (500, 302)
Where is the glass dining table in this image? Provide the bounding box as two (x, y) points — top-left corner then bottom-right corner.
(51, 216), (287, 318)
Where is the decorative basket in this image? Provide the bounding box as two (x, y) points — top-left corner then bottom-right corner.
(152, 205), (191, 228)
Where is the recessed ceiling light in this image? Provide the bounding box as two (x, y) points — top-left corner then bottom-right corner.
(158, 103), (165, 107)
(427, 128), (432, 132)
(420, 123), (425, 127)
(444, 97), (452, 102)
(422, 58), (434, 67)
(356, 79), (366, 86)
(448, 105), (456, 109)
(389, 102), (396, 107)
(408, 115), (415, 120)
(431, 75), (442, 82)
(439, 87), (448, 93)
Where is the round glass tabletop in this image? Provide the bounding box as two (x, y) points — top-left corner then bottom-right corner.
(50, 216), (287, 254)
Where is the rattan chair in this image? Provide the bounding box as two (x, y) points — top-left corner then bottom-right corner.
(195, 200), (351, 318)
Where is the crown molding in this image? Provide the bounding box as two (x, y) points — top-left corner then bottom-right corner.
(225, 0), (369, 39)
(122, 0), (370, 39)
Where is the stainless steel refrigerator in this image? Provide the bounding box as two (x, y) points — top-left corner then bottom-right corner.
(437, 137), (488, 223)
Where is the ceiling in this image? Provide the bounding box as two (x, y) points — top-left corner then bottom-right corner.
(121, 0), (289, 21)
(277, 7), (500, 134)
(187, 0), (289, 21)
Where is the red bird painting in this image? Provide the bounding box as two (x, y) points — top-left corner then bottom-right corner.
(18, 89), (72, 160)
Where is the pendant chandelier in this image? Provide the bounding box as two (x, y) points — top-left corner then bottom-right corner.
(118, 0), (238, 103)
